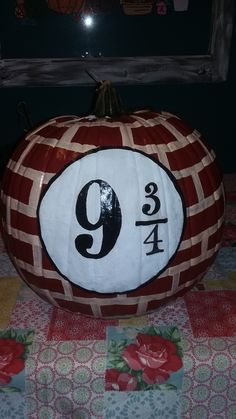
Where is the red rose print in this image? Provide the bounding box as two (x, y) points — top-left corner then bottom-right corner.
(157, 1), (167, 15)
(122, 333), (182, 384)
(105, 368), (138, 391)
(0, 338), (25, 385)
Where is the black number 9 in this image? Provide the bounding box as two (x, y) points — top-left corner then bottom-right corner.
(75, 179), (122, 259)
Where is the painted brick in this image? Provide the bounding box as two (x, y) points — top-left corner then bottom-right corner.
(176, 175), (199, 207)
(171, 242), (202, 266)
(178, 255), (216, 286)
(2, 169), (33, 204)
(182, 198), (224, 240)
(207, 225), (224, 251)
(101, 303), (138, 317)
(72, 126), (123, 146)
(8, 236), (33, 265)
(10, 209), (39, 235)
(166, 141), (207, 171)
(129, 275), (173, 297)
(198, 160), (223, 198)
(55, 299), (94, 315)
(36, 124), (68, 139)
(132, 124), (177, 145)
(22, 143), (79, 173)
(21, 269), (64, 293)
(167, 116), (194, 136)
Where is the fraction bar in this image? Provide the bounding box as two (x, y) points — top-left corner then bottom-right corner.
(135, 218), (168, 226)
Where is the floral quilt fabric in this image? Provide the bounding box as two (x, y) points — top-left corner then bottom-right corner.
(0, 174), (236, 418)
(105, 326), (183, 392)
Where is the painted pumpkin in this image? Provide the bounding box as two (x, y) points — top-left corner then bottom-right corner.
(0, 83), (224, 318)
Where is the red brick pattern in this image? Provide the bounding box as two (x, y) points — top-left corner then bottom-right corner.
(21, 269), (65, 293)
(35, 124), (68, 140)
(0, 111), (225, 318)
(10, 139), (31, 162)
(132, 124), (177, 145)
(207, 225), (224, 251)
(8, 236), (33, 265)
(182, 198), (224, 240)
(198, 161), (222, 198)
(166, 116), (194, 136)
(166, 141), (207, 171)
(10, 209), (39, 235)
(22, 143), (79, 173)
(2, 170), (33, 204)
(71, 125), (123, 146)
(176, 175), (199, 207)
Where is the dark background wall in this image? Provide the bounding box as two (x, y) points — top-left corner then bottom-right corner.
(0, 5), (235, 175)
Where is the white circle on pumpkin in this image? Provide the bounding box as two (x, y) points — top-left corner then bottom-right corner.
(38, 148), (185, 293)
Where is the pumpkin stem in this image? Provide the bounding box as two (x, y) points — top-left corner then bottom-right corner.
(92, 80), (125, 118)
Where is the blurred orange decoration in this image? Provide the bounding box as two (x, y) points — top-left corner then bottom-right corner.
(48, 0), (85, 14)
(85, 0), (119, 13)
(121, 0), (153, 15)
